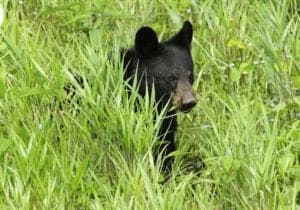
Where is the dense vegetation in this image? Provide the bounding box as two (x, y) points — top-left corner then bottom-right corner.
(0, 0), (299, 209)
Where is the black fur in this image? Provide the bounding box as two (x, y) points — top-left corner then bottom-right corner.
(122, 21), (196, 171)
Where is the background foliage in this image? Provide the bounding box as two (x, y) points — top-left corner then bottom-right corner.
(0, 0), (299, 209)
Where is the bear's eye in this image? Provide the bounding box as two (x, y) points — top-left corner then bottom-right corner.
(188, 72), (194, 82)
(168, 75), (177, 82)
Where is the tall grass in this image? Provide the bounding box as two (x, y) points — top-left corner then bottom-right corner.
(0, 0), (299, 209)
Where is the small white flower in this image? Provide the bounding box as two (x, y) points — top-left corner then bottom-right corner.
(37, 123), (43, 130)
(229, 63), (235, 68)
(0, 5), (4, 27)
(226, 148), (232, 156)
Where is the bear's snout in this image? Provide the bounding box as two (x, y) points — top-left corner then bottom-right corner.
(172, 80), (197, 112)
(181, 91), (197, 112)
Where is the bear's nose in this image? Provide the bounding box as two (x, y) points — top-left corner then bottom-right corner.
(181, 94), (197, 112)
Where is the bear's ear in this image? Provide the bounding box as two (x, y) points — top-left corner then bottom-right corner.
(135, 27), (159, 58)
(167, 21), (193, 50)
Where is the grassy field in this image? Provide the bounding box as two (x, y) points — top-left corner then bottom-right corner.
(0, 0), (299, 209)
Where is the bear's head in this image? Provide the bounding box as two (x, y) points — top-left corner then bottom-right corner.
(123, 21), (196, 112)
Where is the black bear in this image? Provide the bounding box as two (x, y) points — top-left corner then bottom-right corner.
(122, 21), (196, 171)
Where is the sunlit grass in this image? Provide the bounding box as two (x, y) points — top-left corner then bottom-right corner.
(0, 0), (299, 209)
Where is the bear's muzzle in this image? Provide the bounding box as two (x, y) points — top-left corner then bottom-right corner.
(171, 80), (197, 112)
